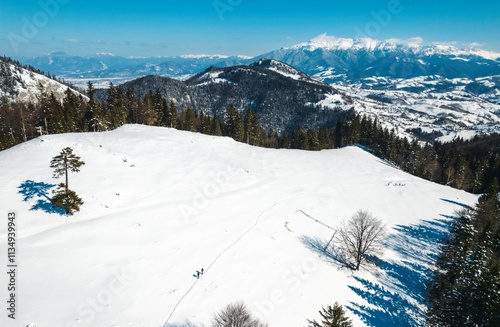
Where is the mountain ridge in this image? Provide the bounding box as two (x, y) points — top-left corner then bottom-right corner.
(15, 35), (500, 88)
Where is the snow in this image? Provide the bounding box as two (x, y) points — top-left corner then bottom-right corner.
(0, 125), (478, 327)
(292, 34), (500, 61)
(0, 63), (86, 104)
(317, 93), (345, 108)
(436, 130), (479, 142)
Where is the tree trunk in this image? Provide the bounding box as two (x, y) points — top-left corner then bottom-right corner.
(64, 155), (69, 214)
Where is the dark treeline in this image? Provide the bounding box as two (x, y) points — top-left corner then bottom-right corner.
(1, 82), (499, 196)
(427, 187), (500, 326)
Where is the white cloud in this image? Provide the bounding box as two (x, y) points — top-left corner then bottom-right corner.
(386, 37), (424, 46)
(64, 38), (80, 44)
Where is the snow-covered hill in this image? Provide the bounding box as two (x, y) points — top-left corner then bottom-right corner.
(0, 57), (83, 104)
(0, 125), (477, 327)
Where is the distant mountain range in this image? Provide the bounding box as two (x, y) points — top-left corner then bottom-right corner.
(15, 34), (500, 87)
(258, 34), (500, 83)
(5, 35), (500, 141)
(16, 51), (252, 88)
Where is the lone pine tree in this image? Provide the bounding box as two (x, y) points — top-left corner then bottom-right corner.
(50, 147), (85, 215)
(308, 302), (353, 327)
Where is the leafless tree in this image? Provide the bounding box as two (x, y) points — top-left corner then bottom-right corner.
(336, 210), (386, 270)
(212, 302), (267, 327)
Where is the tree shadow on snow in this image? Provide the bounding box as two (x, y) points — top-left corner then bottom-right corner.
(300, 216), (456, 326)
(440, 198), (472, 210)
(300, 235), (348, 268)
(18, 180), (65, 215)
(345, 218), (453, 327)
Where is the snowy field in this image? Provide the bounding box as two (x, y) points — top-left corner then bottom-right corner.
(0, 125), (477, 327)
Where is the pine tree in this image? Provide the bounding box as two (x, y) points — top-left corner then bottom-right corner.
(107, 84), (128, 128)
(62, 87), (79, 132)
(244, 108), (260, 145)
(153, 89), (164, 125)
(428, 203), (500, 326)
(318, 128), (330, 149)
(307, 129), (320, 151)
(50, 147), (85, 215)
(212, 114), (222, 136)
(291, 126), (309, 150)
(168, 100), (178, 128)
(125, 88), (138, 124)
(280, 133), (290, 149)
(307, 302), (353, 327)
(142, 91), (157, 126)
(226, 106), (244, 142)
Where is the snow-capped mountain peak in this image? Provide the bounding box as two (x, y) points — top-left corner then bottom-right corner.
(292, 33), (500, 60)
(293, 34), (356, 50)
(250, 58), (325, 85)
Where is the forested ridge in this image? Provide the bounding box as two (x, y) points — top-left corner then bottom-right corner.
(1, 78), (499, 196)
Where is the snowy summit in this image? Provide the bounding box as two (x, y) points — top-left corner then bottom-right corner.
(292, 33), (500, 60)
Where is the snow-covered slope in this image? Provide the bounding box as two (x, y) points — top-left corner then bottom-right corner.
(0, 58), (83, 103)
(0, 125), (477, 327)
(250, 58), (326, 85)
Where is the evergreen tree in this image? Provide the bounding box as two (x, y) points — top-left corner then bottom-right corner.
(182, 108), (197, 132)
(85, 81), (96, 131)
(107, 84), (127, 128)
(212, 114), (222, 136)
(291, 126), (309, 150)
(226, 106), (244, 142)
(428, 202), (500, 326)
(280, 133), (290, 149)
(318, 127), (330, 149)
(50, 147), (85, 215)
(125, 88), (138, 124)
(153, 89), (164, 125)
(40, 92), (64, 134)
(168, 100), (178, 128)
(307, 302), (353, 327)
(62, 87), (79, 132)
(307, 129), (320, 151)
(142, 91), (157, 125)
(244, 108), (260, 145)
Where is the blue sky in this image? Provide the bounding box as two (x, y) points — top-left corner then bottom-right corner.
(1, 0), (499, 58)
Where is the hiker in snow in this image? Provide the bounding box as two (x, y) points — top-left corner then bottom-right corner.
(201, 268), (204, 275)
(196, 270), (201, 278)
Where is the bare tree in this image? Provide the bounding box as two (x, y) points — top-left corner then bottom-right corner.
(336, 210), (386, 270)
(212, 302), (267, 327)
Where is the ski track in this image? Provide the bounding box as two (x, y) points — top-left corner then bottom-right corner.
(162, 202), (279, 326)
